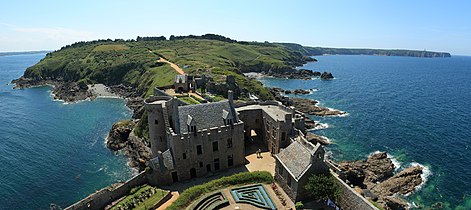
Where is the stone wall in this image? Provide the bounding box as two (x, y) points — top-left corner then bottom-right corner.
(331, 171), (378, 210)
(65, 172), (148, 210)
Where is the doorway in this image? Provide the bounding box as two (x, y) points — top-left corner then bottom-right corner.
(190, 168), (197, 178)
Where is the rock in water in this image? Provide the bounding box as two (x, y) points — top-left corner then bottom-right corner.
(320, 72), (334, 80)
(339, 152), (395, 187)
(106, 120), (136, 151)
(372, 165), (423, 196)
(306, 132), (330, 145)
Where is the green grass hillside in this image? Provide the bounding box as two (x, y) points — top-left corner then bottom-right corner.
(23, 36), (310, 100)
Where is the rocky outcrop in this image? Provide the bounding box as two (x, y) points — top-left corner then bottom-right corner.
(106, 120), (151, 171)
(371, 165), (423, 196)
(269, 88), (346, 117)
(339, 152), (395, 187)
(338, 152), (424, 210)
(306, 132), (330, 145)
(320, 72), (334, 80)
(51, 82), (92, 102)
(12, 77), (92, 102)
(265, 69), (322, 80)
(107, 120), (136, 150)
(290, 98), (346, 116)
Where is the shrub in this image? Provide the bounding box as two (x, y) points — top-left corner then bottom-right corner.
(167, 171), (273, 210)
(304, 173), (342, 202)
(295, 201), (304, 209)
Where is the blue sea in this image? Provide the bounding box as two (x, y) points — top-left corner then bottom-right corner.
(0, 53), (133, 209)
(259, 55), (471, 209)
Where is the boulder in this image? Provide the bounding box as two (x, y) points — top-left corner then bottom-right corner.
(321, 72), (334, 80)
(106, 120), (136, 151)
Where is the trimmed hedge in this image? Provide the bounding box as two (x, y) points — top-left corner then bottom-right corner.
(167, 171), (273, 210)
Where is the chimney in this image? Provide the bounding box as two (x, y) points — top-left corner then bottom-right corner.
(228, 90), (233, 105)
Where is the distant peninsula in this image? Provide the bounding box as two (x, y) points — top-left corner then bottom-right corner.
(306, 47), (451, 58)
(276, 43), (451, 58)
(0, 50), (51, 57)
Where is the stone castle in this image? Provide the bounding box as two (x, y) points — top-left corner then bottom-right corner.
(144, 89), (329, 201)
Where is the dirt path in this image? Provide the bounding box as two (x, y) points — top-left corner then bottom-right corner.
(158, 57), (185, 75)
(156, 191), (179, 210)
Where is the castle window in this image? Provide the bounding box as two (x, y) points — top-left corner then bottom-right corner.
(212, 141), (219, 152)
(190, 125), (196, 133)
(199, 162), (203, 167)
(228, 155), (233, 167)
(197, 145), (202, 155)
(227, 138), (232, 148)
(183, 153), (187, 159)
(154, 119), (158, 125)
(214, 158), (220, 170)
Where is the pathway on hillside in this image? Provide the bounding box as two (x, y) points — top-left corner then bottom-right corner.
(148, 50), (186, 75)
(157, 57), (185, 75)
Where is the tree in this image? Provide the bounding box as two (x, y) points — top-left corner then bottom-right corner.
(304, 173), (342, 201)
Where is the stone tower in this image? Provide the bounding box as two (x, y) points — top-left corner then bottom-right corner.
(144, 95), (174, 157)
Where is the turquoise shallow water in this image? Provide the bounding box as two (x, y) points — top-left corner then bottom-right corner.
(259, 55), (471, 209)
(0, 54), (133, 209)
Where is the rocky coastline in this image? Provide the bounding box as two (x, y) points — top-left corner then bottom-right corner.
(336, 152), (424, 209)
(266, 70), (334, 80)
(269, 87), (347, 117)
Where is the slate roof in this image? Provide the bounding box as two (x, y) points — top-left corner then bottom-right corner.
(178, 100), (237, 133)
(276, 140), (313, 181)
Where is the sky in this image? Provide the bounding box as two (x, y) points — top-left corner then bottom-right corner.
(0, 0), (470, 55)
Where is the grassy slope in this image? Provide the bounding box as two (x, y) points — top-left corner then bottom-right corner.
(24, 39), (306, 100)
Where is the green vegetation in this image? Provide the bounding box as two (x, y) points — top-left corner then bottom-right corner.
(304, 173), (342, 202)
(167, 171), (273, 210)
(368, 199), (385, 210)
(93, 44), (130, 52)
(177, 96), (200, 105)
(110, 184), (167, 210)
(295, 201), (304, 209)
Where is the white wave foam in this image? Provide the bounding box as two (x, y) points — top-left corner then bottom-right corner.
(314, 122), (329, 130)
(309, 88), (318, 94)
(407, 162), (431, 195)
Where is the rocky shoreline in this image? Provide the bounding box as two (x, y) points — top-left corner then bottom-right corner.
(336, 152), (424, 209)
(269, 87), (347, 117)
(267, 70), (334, 80)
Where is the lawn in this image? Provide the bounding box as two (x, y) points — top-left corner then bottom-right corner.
(110, 184), (168, 210)
(177, 96), (200, 105)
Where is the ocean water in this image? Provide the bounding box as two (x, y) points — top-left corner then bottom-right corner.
(0, 54), (133, 209)
(259, 55), (471, 209)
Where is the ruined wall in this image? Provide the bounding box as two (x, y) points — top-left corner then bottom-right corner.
(331, 171), (378, 210)
(65, 172), (148, 210)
